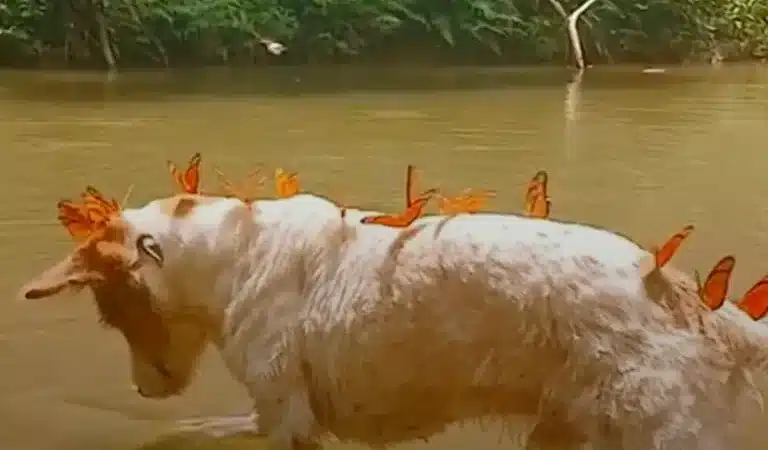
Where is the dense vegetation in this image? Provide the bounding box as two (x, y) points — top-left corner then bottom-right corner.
(1, 0), (767, 68)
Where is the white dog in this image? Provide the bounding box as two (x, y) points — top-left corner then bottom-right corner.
(20, 193), (768, 450)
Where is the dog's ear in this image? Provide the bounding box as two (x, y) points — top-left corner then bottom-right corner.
(19, 252), (103, 300)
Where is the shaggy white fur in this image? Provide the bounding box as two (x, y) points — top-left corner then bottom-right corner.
(23, 193), (768, 450)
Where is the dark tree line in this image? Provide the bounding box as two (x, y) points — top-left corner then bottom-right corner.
(1, 0), (766, 69)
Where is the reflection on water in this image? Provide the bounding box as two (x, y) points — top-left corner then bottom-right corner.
(2, 64), (768, 449)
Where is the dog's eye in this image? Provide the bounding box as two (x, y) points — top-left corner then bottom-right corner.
(136, 234), (164, 266)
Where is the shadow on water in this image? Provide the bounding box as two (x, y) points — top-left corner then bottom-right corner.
(1, 64), (755, 103)
(0, 66), (572, 103)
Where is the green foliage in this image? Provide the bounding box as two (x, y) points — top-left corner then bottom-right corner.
(0, 0), (47, 55)
(693, 0), (768, 58)
(0, 0), (767, 67)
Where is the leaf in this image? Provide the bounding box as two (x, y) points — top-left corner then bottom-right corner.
(432, 14), (454, 46)
(473, 1), (498, 20)
(374, 14), (402, 33)
(383, 0), (429, 27)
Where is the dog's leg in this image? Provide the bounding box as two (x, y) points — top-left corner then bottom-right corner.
(252, 390), (324, 450)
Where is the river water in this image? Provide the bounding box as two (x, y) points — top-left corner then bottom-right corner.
(1, 64), (768, 449)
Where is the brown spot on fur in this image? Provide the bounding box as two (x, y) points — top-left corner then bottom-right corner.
(172, 196), (198, 218)
(642, 264), (768, 375)
(375, 224), (428, 300)
(644, 265), (715, 333)
(387, 225), (427, 261)
(155, 194), (218, 218)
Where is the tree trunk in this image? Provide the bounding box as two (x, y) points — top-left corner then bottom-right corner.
(567, 0), (601, 70)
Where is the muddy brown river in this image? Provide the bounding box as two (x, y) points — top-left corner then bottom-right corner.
(1, 65), (768, 450)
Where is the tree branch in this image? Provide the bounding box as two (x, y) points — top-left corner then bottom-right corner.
(94, 0), (117, 71)
(545, 0), (568, 19)
(566, 0), (601, 70)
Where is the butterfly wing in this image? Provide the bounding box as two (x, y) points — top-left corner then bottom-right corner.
(406, 165), (417, 208)
(167, 153), (201, 194)
(438, 196), (459, 215)
(698, 256), (736, 310)
(463, 189), (495, 213)
(654, 225), (695, 268)
(526, 190), (550, 219)
(242, 168), (266, 196)
(438, 190), (493, 215)
(182, 153), (202, 194)
(57, 200), (93, 241)
(274, 168), (285, 196)
(361, 214), (405, 227)
(275, 168), (299, 198)
(83, 186), (119, 211)
(736, 274), (768, 320)
(525, 171), (547, 195)
(81, 186), (120, 226)
(167, 160), (183, 190)
(214, 167), (239, 198)
(406, 196), (430, 219)
(362, 196), (431, 228)
(524, 171), (548, 216)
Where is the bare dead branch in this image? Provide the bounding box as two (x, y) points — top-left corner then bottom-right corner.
(545, 0), (568, 19)
(567, 0), (601, 70)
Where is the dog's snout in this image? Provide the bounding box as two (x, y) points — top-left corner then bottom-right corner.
(153, 361), (172, 379)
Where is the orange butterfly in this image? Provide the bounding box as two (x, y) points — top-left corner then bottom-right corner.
(120, 184), (134, 208)
(57, 187), (123, 241)
(57, 200), (95, 241)
(360, 165), (437, 227)
(81, 186), (121, 227)
(735, 274), (768, 321)
(695, 256), (736, 311)
(405, 164), (437, 208)
(438, 189), (496, 215)
(275, 168), (300, 198)
(652, 225), (695, 268)
(215, 166), (266, 204)
(524, 170), (550, 219)
(168, 152), (202, 194)
(361, 196), (433, 228)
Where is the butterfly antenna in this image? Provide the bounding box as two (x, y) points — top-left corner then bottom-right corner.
(121, 184), (134, 208)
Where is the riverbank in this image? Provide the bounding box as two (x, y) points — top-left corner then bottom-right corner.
(1, 0), (767, 69)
